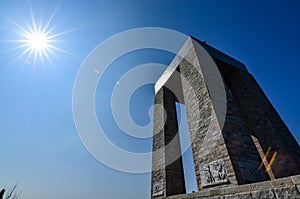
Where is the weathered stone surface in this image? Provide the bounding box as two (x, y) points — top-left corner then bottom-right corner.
(224, 193), (251, 199)
(297, 185), (300, 194)
(153, 179), (164, 197)
(293, 175), (300, 185)
(251, 189), (276, 199)
(204, 196), (225, 199)
(272, 177), (294, 187)
(273, 186), (300, 199)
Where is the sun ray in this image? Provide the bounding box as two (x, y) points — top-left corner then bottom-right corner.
(9, 46), (33, 65)
(43, 49), (51, 63)
(47, 43), (73, 56)
(42, 1), (61, 34)
(29, 2), (37, 33)
(46, 27), (81, 39)
(1, 13), (31, 37)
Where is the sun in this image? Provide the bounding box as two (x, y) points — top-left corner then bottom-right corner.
(27, 31), (49, 51)
(19, 25), (56, 63)
(3, 4), (72, 65)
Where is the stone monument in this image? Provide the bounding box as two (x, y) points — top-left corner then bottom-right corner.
(151, 37), (300, 198)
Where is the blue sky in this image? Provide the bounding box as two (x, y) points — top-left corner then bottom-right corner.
(0, 1), (300, 199)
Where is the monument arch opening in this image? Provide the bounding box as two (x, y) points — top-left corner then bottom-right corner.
(151, 37), (300, 198)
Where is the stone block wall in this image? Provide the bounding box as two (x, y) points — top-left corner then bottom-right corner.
(227, 69), (300, 178)
(178, 46), (238, 189)
(153, 175), (300, 199)
(151, 87), (186, 197)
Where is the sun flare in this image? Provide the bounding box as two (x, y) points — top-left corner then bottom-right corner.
(20, 26), (55, 63)
(4, 4), (72, 65)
